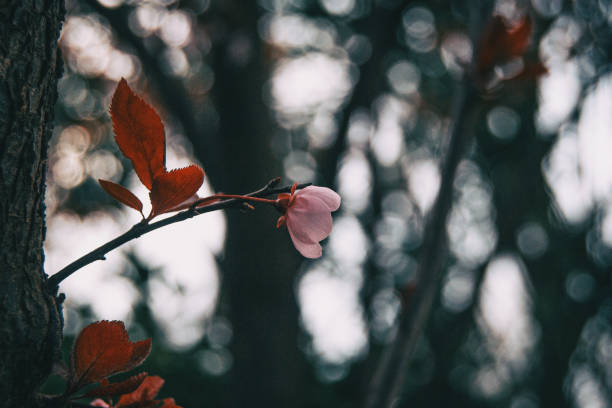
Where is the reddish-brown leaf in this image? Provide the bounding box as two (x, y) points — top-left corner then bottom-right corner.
(149, 166), (205, 217)
(111, 79), (166, 190)
(70, 321), (152, 388)
(129, 339), (153, 369)
(162, 193), (201, 213)
(84, 372), (148, 398)
(478, 15), (533, 74)
(99, 179), (144, 215)
(117, 376), (165, 407)
(159, 398), (183, 408)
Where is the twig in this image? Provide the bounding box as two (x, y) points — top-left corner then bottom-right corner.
(46, 180), (308, 293)
(364, 79), (476, 408)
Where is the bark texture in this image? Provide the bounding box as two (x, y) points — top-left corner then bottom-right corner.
(0, 1), (65, 407)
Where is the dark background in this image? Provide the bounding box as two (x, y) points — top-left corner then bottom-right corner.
(43, 0), (612, 407)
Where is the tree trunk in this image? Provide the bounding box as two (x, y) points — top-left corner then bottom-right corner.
(206, 2), (309, 406)
(0, 1), (65, 407)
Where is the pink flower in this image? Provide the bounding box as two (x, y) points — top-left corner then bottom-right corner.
(276, 184), (341, 258)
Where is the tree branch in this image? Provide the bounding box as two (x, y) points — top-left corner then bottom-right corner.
(365, 78), (476, 408)
(46, 180), (310, 293)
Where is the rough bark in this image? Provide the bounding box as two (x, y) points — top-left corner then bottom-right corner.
(0, 1), (65, 407)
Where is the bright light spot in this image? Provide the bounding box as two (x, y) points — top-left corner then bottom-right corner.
(105, 50), (137, 81)
(45, 212), (137, 320)
(479, 255), (537, 372)
(536, 59), (580, 134)
(440, 33), (472, 76)
(539, 16), (581, 64)
(442, 266), (475, 313)
(347, 109), (373, 148)
(264, 14), (336, 51)
(374, 215), (408, 250)
(370, 288), (400, 341)
(272, 53), (352, 121)
(407, 159), (440, 213)
(61, 16), (113, 77)
(53, 156), (85, 189)
(146, 265), (216, 350)
(132, 190), (222, 349)
(159, 10), (192, 47)
(329, 215), (369, 266)
(570, 366), (608, 408)
(62, 16), (111, 51)
(85, 150), (123, 181)
(344, 34), (372, 65)
(371, 95), (412, 166)
(577, 74), (612, 201)
(298, 265), (367, 364)
(387, 60), (420, 96)
(57, 125), (91, 156)
(602, 208), (612, 246)
(531, 0), (562, 17)
(472, 365), (504, 398)
(320, 0), (355, 16)
(307, 110), (337, 149)
(160, 47), (190, 77)
(402, 7), (437, 53)
(97, 0), (124, 8)
(543, 125), (593, 223)
(48, 142), (226, 350)
(206, 316), (233, 348)
(131, 4), (165, 37)
(337, 150), (372, 214)
(197, 348), (233, 376)
(284, 150), (317, 183)
(447, 162), (497, 266)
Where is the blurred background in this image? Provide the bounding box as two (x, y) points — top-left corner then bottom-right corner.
(43, 0), (612, 406)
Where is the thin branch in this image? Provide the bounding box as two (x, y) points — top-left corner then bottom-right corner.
(46, 180), (309, 293)
(365, 79), (476, 408)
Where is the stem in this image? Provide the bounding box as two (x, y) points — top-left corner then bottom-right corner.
(45, 180), (309, 293)
(203, 194), (277, 205)
(364, 80), (477, 408)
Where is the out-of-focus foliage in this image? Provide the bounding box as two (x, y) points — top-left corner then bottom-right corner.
(44, 0), (612, 407)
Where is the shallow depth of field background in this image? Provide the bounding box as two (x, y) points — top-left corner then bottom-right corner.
(44, 0), (612, 407)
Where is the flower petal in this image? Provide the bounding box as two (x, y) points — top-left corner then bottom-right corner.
(287, 227), (323, 258)
(297, 186), (341, 211)
(287, 195), (333, 243)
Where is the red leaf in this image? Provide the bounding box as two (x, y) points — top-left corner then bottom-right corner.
(111, 79), (166, 190)
(159, 398), (183, 408)
(99, 179), (144, 215)
(117, 376), (164, 407)
(149, 165), (205, 217)
(478, 15), (533, 74)
(84, 372), (148, 398)
(70, 321), (152, 388)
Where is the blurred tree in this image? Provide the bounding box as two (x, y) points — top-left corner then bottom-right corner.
(5, 0), (612, 407)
